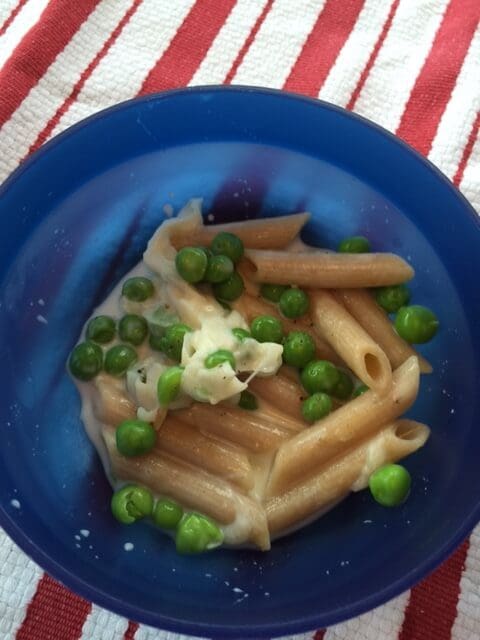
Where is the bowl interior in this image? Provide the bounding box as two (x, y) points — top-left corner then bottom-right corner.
(0, 88), (479, 638)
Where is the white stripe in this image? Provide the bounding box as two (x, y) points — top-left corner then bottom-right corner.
(80, 605), (129, 640)
(0, 0), (132, 184)
(191, 0), (270, 85)
(451, 525), (480, 640)
(134, 623), (207, 640)
(0, 0), (49, 70)
(353, 0), (450, 132)
(0, 0), (21, 34)
(0, 528), (43, 637)
(47, 0), (197, 140)
(459, 129), (480, 215)
(324, 592), (409, 640)
(319, 0), (392, 106)
(428, 26), (480, 180)
(231, 0), (326, 89)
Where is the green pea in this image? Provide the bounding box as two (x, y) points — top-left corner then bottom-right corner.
(353, 383), (369, 398)
(212, 271), (245, 302)
(122, 277), (154, 302)
(369, 463), (411, 507)
(104, 344), (137, 376)
(301, 360), (340, 394)
(250, 315), (283, 343)
(118, 314), (148, 346)
(149, 333), (164, 351)
(279, 288), (309, 319)
(69, 341), (103, 381)
(332, 370), (354, 400)
(111, 484), (153, 524)
(238, 390), (258, 410)
(232, 327), (251, 342)
(175, 247), (208, 283)
(260, 283), (288, 303)
(204, 349), (236, 370)
(175, 513), (224, 554)
(394, 305), (439, 344)
(338, 236), (371, 253)
(160, 323), (192, 362)
(210, 232), (244, 264)
(375, 284), (411, 313)
(301, 393), (332, 423)
(157, 366), (184, 406)
(152, 499), (183, 529)
(86, 315), (116, 344)
(283, 331), (316, 368)
(204, 254), (234, 283)
(116, 419), (156, 457)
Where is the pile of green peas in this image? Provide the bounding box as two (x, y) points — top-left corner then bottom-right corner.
(111, 484), (223, 554)
(338, 235), (439, 343)
(175, 231), (246, 303)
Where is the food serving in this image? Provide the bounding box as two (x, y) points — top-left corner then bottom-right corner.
(68, 199), (438, 554)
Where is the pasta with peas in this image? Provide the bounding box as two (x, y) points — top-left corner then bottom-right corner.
(69, 198), (437, 554)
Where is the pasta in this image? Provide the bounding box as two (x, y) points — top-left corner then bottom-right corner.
(335, 288), (432, 374)
(69, 199), (436, 554)
(310, 290), (392, 394)
(245, 249), (415, 288)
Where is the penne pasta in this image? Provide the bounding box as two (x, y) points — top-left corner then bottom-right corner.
(176, 402), (292, 452)
(245, 249), (414, 288)
(171, 212), (311, 250)
(92, 375), (136, 425)
(104, 428), (270, 550)
(236, 258), (260, 296)
(266, 419), (430, 535)
(265, 356), (420, 497)
(154, 414), (254, 491)
(234, 293), (342, 365)
(310, 290), (392, 394)
(335, 288), (432, 374)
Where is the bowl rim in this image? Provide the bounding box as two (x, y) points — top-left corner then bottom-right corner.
(0, 84), (479, 638)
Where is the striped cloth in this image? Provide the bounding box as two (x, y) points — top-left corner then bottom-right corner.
(0, 0), (479, 638)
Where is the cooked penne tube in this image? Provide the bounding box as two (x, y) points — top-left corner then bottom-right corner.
(335, 288), (432, 374)
(245, 249), (414, 287)
(92, 375), (136, 425)
(234, 293), (342, 365)
(310, 290), (392, 394)
(249, 374), (306, 422)
(237, 258), (260, 296)
(104, 428), (270, 550)
(266, 356), (420, 497)
(171, 212), (310, 250)
(154, 414), (254, 491)
(266, 419), (430, 535)
(176, 402), (292, 452)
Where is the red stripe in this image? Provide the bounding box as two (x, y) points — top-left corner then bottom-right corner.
(396, 0), (480, 156)
(284, 0), (365, 96)
(453, 111), (480, 187)
(27, 0), (142, 156)
(140, 0), (236, 95)
(347, 0), (400, 110)
(123, 620), (139, 639)
(224, 0), (274, 84)
(398, 540), (469, 640)
(0, 0), (28, 37)
(314, 630), (326, 640)
(16, 574), (91, 640)
(0, 0), (101, 128)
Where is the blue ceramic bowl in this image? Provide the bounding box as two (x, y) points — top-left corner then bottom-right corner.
(0, 87), (479, 638)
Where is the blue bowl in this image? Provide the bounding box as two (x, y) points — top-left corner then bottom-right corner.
(0, 87), (479, 638)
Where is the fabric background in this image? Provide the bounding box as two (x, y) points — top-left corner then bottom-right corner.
(0, 0), (479, 638)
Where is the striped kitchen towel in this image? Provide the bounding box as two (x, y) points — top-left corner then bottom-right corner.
(0, 0), (479, 639)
